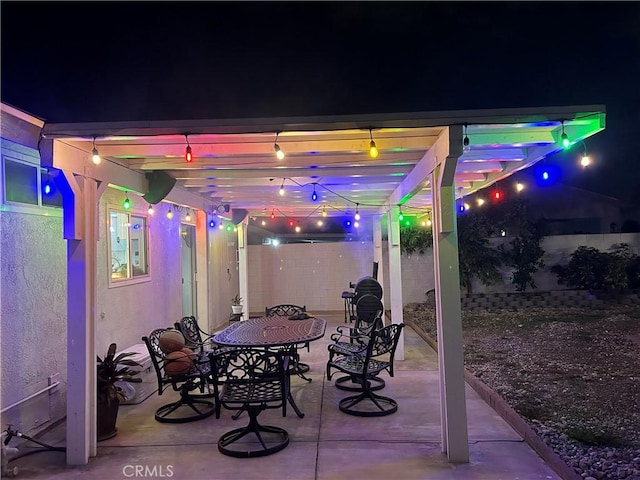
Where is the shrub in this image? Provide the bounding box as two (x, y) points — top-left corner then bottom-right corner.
(552, 244), (635, 291)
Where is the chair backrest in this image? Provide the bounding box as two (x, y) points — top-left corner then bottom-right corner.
(363, 323), (404, 376)
(176, 316), (205, 352)
(142, 328), (170, 391)
(265, 304), (306, 317)
(209, 348), (290, 408)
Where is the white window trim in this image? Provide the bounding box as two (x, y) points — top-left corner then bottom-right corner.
(107, 204), (151, 289)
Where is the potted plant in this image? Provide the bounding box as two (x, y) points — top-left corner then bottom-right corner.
(231, 294), (243, 314)
(97, 343), (142, 441)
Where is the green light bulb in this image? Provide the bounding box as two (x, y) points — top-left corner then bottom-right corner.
(123, 197), (131, 210)
(561, 133), (570, 149)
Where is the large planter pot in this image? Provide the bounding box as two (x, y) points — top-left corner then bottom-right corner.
(231, 305), (243, 315)
(97, 398), (120, 441)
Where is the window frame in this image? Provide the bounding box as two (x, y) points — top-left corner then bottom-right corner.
(0, 138), (63, 217)
(107, 204), (151, 288)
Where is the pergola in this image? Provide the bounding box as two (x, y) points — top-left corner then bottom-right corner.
(40, 105), (605, 465)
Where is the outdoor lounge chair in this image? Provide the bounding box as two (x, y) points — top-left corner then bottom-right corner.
(326, 323), (404, 417)
(328, 306), (385, 391)
(208, 348), (290, 457)
(142, 328), (215, 423)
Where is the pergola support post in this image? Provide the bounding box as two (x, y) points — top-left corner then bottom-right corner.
(237, 217), (249, 318)
(386, 205), (404, 360)
(60, 173), (99, 465)
(430, 127), (469, 463)
(373, 215), (385, 318)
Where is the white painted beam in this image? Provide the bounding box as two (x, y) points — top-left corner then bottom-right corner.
(431, 152), (469, 463)
(386, 206), (404, 359)
(65, 176), (98, 465)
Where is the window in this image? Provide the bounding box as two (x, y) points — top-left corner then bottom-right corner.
(1, 140), (63, 211)
(109, 209), (149, 284)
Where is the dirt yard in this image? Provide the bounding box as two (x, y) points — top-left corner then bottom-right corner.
(404, 302), (640, 479)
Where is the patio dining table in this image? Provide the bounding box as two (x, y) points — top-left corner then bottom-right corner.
(212, 315), (327, 417)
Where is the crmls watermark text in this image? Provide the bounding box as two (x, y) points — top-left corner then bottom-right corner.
(122, 465), (174, 477)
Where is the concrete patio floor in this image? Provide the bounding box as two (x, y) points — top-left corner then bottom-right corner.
(10, 312), (562, 480)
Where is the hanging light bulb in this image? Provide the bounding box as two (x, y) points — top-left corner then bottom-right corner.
(274, 132), (285, 160)
(185, 134), (193, 162)
(398, 206), (403, 221)
(91, 137), (101, 165)
(463, 124), (471, 153)
(354, 204), (360, 221)
(516, 182), (525, 192)
(123, 195), (131, 210)
(368, 129), (379, 158)
(311, 184), (318, 202)
(271, 209), (276, 220)
(580, 143), (590, 167)
(167, 207), (174, 219)
(279, 179), (285, 196)
(560, 121), (570, 149)
(148, 204), (154, 215)
(185, 209), (192, 222)
(209, 219), (216, 228)
(477, 198), (485, 206)
(322, 206), (327, 217)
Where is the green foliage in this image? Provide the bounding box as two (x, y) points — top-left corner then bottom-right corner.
(496, 199), (547, 292)
(97, 343), (142, 405)
(399, 225), (433, 255)
(457, 210), (502, 294)
(551, 243), (636, 291)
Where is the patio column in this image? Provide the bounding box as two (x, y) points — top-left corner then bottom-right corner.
(58, 172), (100, 465)
(373, 215), (385, 315)
(386, 205), (404, 360)
(237, 217), (249, 318)
(430, 135), (469, 462)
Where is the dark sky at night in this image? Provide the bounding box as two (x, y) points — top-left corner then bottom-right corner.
(2, 1), (639, 202)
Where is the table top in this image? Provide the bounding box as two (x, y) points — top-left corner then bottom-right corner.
(213, 315), (327, 347)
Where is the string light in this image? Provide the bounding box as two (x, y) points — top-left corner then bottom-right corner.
(560, 121), (570, 149)
(354, 204), (361, 221)
(463, 123), (470, 152)
(91, 137), (101, 165)
(123, 195), (131, 210)
(185, 209), (192, 222)
(185, 134), (193, 162)
(477, 198), (485, 206)
(270, 209), (276, 220)
(368, 129), (379, 158)
(209, 219), (216, 228)
(279, 179), (285, 196)
(311, 184), (318, 202)
(580, 142), (590, 167)
(274, 132), (285, 160)
(398, 206), (403, 221)
(322, 206), (327, 217)
(516, 182), (525, 192)
(167, 207), (173, 219)
(147, 204), (154, 215)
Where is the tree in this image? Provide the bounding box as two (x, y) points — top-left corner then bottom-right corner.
(457, 210), (502, 294)
(399, 224), (433, 255)
(496, 199), (547, 292)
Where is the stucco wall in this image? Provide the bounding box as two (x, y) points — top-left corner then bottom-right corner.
(1, 211), (67, 433)
(247, 241), (375, 312)
(96, 189), (185, 355)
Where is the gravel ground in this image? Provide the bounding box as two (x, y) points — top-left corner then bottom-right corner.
(404, 302), (640, 480)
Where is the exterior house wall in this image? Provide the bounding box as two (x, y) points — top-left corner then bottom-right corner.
(207, 227), (240, 330)
(96, 189), (185, 354)
(1, 114), (67, 437)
